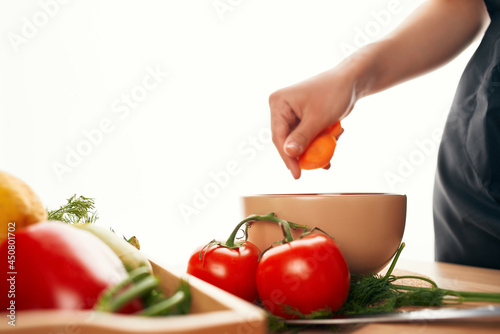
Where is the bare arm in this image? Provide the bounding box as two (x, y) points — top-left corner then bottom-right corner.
(270, 0), (489, 179)
(356, 0), (489, 97)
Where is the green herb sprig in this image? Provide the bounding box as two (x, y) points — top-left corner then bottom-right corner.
(337, 242), (500, 315)
(47, 195), (98, 224)
(47, 195), (141, 249)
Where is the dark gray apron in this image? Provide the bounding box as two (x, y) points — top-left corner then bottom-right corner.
(433, 0), (500, 269)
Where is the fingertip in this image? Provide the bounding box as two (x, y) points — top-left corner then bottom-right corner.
(284, 141), (302, 158)
(289, 164), (302, 179)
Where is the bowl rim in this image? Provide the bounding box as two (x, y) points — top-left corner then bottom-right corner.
(242, 192), (406, 198)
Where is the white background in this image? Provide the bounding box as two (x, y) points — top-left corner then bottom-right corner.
(0, 0), (482, 268)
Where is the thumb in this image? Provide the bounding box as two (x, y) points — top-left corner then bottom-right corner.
(283, 119), (324, 158)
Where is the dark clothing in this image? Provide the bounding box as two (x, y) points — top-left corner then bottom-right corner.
(433, 0), (500, 269)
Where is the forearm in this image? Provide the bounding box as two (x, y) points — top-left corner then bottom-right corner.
(269, 0), (488, 179)
(345, 0), (488, 99)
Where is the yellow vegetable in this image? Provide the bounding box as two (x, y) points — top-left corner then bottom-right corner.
(0, 170), (47, 243)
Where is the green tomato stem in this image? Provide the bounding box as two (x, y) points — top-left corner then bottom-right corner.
(225, 213), (302, 247)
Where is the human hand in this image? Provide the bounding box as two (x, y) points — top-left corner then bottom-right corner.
(269, 68), (357, 179)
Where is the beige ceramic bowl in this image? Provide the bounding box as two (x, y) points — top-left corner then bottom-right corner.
(242, 193), (406, 275)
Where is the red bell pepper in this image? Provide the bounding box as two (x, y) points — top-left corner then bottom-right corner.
(1, 221), (131, 311)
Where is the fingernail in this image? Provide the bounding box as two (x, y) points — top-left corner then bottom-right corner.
(284, 141), (302, 156)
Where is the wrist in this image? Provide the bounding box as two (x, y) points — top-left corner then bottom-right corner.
(336, 42), (385, 100)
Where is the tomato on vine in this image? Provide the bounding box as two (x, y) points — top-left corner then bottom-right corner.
(186, 215), (262, 302)
(255, 215), (350, 319)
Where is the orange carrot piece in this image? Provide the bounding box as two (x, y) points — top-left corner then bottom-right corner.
(328, 121), (343, 138)
(298, 121), (342, 170)
(298, 132), (337, 170)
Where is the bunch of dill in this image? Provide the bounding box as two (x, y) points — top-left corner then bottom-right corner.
(47, 195), (98, 224)
(269, 242), (500, 332)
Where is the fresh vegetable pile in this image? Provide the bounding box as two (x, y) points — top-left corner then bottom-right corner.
(1, 193), (191, 317)
(187, 213), (351, 319)
(187, 213), (500, 332)
(3, 169), (500, 332)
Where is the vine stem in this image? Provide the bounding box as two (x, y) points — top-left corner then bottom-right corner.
(225, 213), (304, 247)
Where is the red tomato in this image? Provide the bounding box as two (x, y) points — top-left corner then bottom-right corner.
(0, 221), (133, 311)
(186, 241), (260, 302)
(256, 233), (350, 319)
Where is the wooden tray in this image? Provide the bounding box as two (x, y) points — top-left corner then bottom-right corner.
(0, 258), (268, 334)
